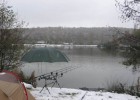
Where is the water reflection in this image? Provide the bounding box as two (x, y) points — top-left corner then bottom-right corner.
(21, 47), (140, 89)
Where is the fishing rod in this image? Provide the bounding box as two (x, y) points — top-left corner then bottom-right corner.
(37, 66), (80, 81)
(35, 65), (78, 78)
(35, 65), (80, 79)
(32, 65), (81, 93)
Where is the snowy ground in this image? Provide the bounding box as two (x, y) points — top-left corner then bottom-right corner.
(28, 87), (140, 100)
(24, 82), (140, 100)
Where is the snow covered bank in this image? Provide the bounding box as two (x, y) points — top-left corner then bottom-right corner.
(23, 83), (140, 100)
(29, 87), (140, 100)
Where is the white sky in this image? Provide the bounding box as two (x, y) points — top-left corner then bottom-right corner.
(8, 0), (134, 28)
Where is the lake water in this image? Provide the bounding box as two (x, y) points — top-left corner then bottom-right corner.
(21, 46), (140, 89)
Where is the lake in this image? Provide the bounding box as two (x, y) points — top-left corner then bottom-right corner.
(21, 46), (140, 89)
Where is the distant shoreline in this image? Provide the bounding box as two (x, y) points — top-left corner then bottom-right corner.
(24, 44), (98, 48)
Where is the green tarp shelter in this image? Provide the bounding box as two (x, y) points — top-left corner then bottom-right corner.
(21, 47), (69, 63)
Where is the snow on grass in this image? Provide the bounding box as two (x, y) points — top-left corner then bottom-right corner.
(23, 82), (33, 89)
(23, 83), (140, 100)
(29, 87), (140, 100)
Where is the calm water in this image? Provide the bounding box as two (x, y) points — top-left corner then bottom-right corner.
(21, 46), (140, 89)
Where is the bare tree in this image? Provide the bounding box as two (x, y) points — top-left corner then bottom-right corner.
(115, 0), (140, 23)
(114, 0), (140, 70)
(0, 1), (25, 71)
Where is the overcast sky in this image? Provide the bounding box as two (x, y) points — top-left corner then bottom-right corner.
(8, 0), (134, 28)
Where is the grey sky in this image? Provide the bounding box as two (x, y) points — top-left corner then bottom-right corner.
(9, 0), (134, 28)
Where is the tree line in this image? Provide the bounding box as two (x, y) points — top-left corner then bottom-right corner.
(24, 27), (132, 45)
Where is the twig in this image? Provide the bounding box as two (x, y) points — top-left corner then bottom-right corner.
(80, 91), (88, 100)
